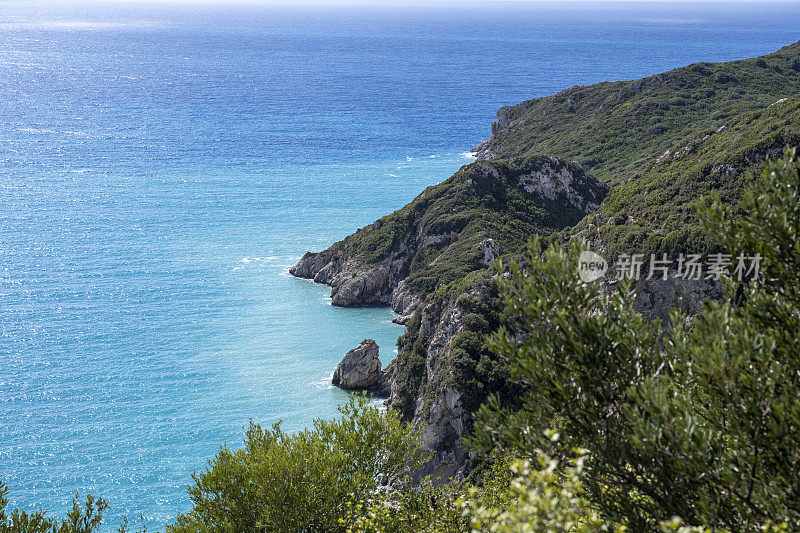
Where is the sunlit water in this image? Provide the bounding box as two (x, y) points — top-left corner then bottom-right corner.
(1, 1), (798, 528)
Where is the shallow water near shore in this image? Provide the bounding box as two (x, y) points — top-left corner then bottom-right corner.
(1, 1), (800, 528)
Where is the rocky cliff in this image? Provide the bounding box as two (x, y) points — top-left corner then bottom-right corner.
(290, 42), (800, 481)
(290, 156), (608, 321)
(290, 156), (607, 478)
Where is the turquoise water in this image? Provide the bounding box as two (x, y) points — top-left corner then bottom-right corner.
(1, 1), (799, 528)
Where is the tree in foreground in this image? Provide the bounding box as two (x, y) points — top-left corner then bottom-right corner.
(471, 149), (800, 531)
(167, 394), (426, 533)
(344, 447), (622, 533)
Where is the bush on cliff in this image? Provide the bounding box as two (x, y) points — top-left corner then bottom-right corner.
(472, 150), (800, 530)
(166, 394), (426, 533)
(342, 448), (624, 533)
(341, 443), (720, 532)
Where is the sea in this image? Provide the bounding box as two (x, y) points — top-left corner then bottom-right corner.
(0, 0), (798, 528)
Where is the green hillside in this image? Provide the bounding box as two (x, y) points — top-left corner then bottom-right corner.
(291, 156), (607, 300)
(478, 41), (800, 184)
(571, 94), (800, 259)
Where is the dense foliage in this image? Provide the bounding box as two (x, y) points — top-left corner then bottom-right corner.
(472, 150), (800, 530)
(343, 449), (623, 533)
(166, 395), (426, 533)
(572, 95), (800, 261)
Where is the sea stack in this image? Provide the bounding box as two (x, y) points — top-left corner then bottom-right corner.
(332, 339), (382, 389)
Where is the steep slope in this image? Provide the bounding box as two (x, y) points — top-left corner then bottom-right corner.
(572, 95), (800, 259)
(476, 41), (800, 185)
(390, 96), (800, 480)
(291, 41), (800, 480)
(290, 156), (607, 321)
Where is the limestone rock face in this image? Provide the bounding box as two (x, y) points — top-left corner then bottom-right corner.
(289, 250), (332, 279)
(516, 158), (605, 214)
(416, 387), (467, 481)
(290, 252), (409, 310)
(391, 280), (422, 325)
(332, 339), (382, 389)
(478, 238), (500, 266)
(375, 358), (395, 398)
(330, 266), (390, 307)
(387, 280), (489, 483)
(635, 273), (723, 326)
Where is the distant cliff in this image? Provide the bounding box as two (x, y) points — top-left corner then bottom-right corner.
(475, 41), (800, 180)
(291, 41), (800, 479)
(290, 156), (607, 321)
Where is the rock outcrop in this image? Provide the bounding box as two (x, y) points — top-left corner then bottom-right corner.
(478, 238), (500, 266)
(289, 244), (412, 312)
(416, 387), (467, 481)
(290, 156), (607, 318)
(516, 158), (604, 214)
(332, 339), (395, 397)
(332, 339), (383, 389)
(635, 273), (723, 326)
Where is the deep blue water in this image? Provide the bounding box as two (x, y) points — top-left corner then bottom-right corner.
(0, 1), (798, 528)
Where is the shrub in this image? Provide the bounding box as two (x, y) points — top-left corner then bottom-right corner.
(167, 394), (426, 533)
(0, 485), (108, 533)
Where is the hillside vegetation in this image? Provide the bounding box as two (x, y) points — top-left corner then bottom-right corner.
(477, 41), (800, 183)
(572, 95), (800, 259)
(359, 157), (606, 296)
